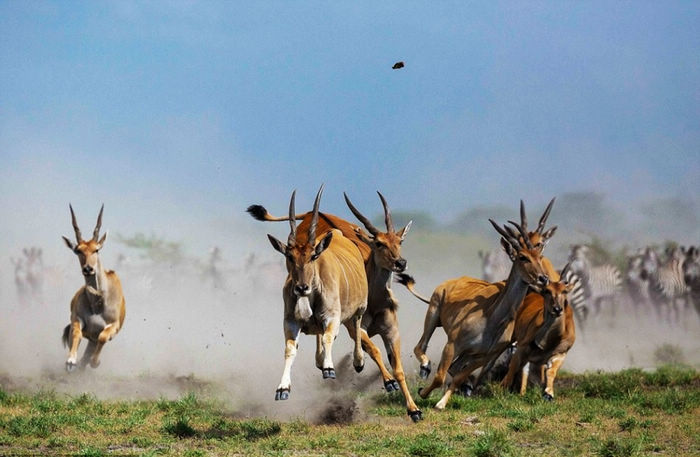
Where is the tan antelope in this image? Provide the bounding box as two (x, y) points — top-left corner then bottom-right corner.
(264, 186), (368, 401)
(400, 200), (557, 383)
(61, 205), (125, 372)
(248, 191), (422, 421)
(398, 205), (552, 410)
(501, 264), (577, 400)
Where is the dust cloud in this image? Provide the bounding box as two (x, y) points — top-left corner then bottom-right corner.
(0, 207), (698, 422)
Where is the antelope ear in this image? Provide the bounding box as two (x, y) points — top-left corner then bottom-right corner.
(314, 231), (333, 257)
(267, 234), (287, 255)
(500, 238), (516, 261)
(98, 231), (108, 247)
(62, 236), (76, 251)
(398, 220), (412, 241)
(354, 227), (373, 245)
(541, 226), (557, 243)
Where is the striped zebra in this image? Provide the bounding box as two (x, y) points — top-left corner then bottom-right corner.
(561, 267), (588, 329)
(568, 245), (622, 317)
(625, 249), (651, 309)
(643, 247), (688, 324)
(683, 246), (700, 317)
(478, 248), (510, 283)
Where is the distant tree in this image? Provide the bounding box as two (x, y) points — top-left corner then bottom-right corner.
(114, 232), (184, 265)
(639, 197), (699, 244)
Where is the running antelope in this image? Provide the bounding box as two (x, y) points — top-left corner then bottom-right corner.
(61, 205), (125, 372)
(248, 192), (423, 421)
(399, 200), (558, 389)
(398, 205), (552, 410)
(264, 186), (368, 401)
(501, 264), (577, 400)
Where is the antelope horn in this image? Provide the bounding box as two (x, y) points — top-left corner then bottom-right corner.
(508, 220), (534, 249)
(92, 204), (104, 241)
(344, 192), (379, 236)
(287, 190), (297, 246)
(519, 200), (528, 232)
(377, 191), (394, 233)
(308, 184), (324, 243)
(537, 197), (556, 234)
(69, 204), (83, 243)
(489, 219), (520, 248)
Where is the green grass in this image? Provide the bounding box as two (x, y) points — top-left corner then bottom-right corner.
(0, 366), (698, 456)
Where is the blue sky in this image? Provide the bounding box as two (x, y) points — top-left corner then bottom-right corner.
(1, 2), (698, 257)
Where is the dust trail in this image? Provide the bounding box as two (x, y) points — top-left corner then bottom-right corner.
(1, 218), (698, 422)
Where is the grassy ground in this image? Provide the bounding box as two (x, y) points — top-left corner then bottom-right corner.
(0, 366), (698, 457)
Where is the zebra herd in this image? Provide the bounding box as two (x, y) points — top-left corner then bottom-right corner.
(480, 243), (700, 326)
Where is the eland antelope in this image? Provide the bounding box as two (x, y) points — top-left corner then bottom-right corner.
(61, 205), (125, 371)
(248, 191), (422, 421)
(500, 264), (577, 400)
(398, 202), (553, 410)
(264, 186), (368, 401)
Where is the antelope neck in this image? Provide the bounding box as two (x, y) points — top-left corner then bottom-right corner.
(484, 263), (531, 348)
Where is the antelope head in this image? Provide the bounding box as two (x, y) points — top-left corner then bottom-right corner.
(267, 186), (331, 320)
(62, 204), (107, 278)
(490, 216), (549, 290)
(542, 263), (576, 318)
(344, 191), (411, 273)
(518, 198), (557, 253)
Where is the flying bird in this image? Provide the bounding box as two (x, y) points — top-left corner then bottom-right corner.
(392, 61), (404, 69)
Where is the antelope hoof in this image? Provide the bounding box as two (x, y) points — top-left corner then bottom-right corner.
(408, 409), (423, 422)
(89, 359), (101, 369)
(65, 359), (77, 372)
(543, 392), (554, 402)
(384, 379), (400, 392)
(419, 363), (431, 379)
(418, 387), (429, 399)
(275, 388), (290, 401)
(354, 362), (364, 373)
(322, 368), (336, 379)
(458, 384), (473, 397)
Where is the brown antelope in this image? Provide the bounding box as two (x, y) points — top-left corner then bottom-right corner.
(264, 186), (368, 401)
(398, 205), (552, 410)
(501, 264), (577, 400)
(399, 200), (557, 385)
(248, 192), (422, 421)
(61, 205), (126, 372)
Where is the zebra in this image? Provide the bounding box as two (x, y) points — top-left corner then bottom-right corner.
(683, 246), (700, 317)
(478, 248), (510, 283)
(568, 245), (622, 318)
(625, 249), (651, 309)
(642, 246), (688, 324)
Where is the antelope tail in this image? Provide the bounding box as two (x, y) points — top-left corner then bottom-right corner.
(395, 273), (431, 304)
(246, 205), (306, 222)
(62, 324), (71, 348)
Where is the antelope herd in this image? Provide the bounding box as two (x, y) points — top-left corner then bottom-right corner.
(2, 190), (696, 422)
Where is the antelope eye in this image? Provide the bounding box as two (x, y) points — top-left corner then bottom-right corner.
(311, 253), (320, 261)
(375, 242), (386, 249)
(519, 255), (529, 262)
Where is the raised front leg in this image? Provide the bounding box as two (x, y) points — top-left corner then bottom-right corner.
(89, 322), (120, 368)
(276, 321), (301, 401)
(381, 331), (423, 422)
(320, 319), (340, 379)
(66, 320), (83, 372)
(543, 353), (566, 401)
(418, 341), (454, 400)
(414, 300), (441, 379)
